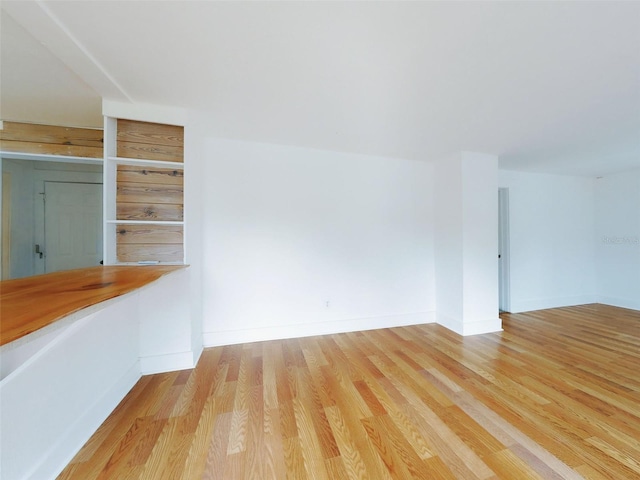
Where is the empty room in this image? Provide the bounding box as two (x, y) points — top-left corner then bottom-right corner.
(1, 1), (639, 479)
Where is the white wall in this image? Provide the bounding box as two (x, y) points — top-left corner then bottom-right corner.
(138, 268), (198, 374)
(498, 170), (596, 312)
(184, 113), (205, 365)
(200, 138), (435, 345)
(461, 153), (500, 329)
(435, 152), (500, 335)
(595, 169), (640, 310)
(434, 153), (463, 323)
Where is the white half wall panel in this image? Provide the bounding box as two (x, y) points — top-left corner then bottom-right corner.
(0, 296), (140, 480)
(138, 267), (201, 374)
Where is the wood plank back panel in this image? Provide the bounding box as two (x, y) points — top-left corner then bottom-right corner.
(116, 166), (184, 222)
(116, 225), (183, 244)
(116, 141), (183, 163)
(116, 182), (183, 205)
(117, 119), (183, 148)
(0, 121), (104, 147)
(117, 165), (183, 186)
(116, 244), (183, 263)
(58, 304), (640, 479)
(116, 203), (183, 221)
(116, 119), (183, 162)
(115, 224), (184, 263)
(114, 118), (184, 264)
(0, 121), (104, 158)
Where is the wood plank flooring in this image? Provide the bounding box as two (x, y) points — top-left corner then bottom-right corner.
(58, 304), (640, 479)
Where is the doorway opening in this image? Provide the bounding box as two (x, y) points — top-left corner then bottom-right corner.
(1, 158), (103, 279)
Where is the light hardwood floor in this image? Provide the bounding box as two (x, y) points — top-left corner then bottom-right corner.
(58, 304), (640, 479)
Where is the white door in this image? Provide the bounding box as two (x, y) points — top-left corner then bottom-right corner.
(44, 182), (103, 273)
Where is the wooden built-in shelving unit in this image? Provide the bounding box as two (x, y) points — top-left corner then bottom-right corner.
(104, 118), (185, 265)
(0, 118), (186, 267)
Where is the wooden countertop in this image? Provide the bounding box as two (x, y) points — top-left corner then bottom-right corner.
(0, 265), (186, 346)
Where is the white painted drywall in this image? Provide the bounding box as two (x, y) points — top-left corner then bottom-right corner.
(498, 170), (597, 312)
(435, 152), (501, 335)
(184, 112), (205, 366)
(595, 169), (640, 310)
(138, 268), (198, 374)
(0, 295), (140, 480)
(461, 153), (500, 331)
(434, 153), (464, 323)
(200, 138), (435, 345)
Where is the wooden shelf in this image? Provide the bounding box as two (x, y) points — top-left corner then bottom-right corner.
(112, 262), (185, 266)
(0, 150), (104, 165)
(106, 220), (183, 225)
(107, 156), (184, 168)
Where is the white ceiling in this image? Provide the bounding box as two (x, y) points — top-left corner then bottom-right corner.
(0, 9), (102, 128)
(2, 1), (639, 176)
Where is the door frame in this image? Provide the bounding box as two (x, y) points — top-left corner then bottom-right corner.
(35, 180), (103, 275)
(1, 168), (11, 280)
(498, 187), (511, 312)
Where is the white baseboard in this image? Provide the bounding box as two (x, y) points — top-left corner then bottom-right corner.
(509, 295), (597, 313)
(28, 361), (141, 480)
(140, 350), (199, 375)
(203, 311), (435, 347)
(461, 318), (503, 336)
(191, 345), (204, 368)
(597, 296), (640, 312)
(436, 313), (503, 336)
